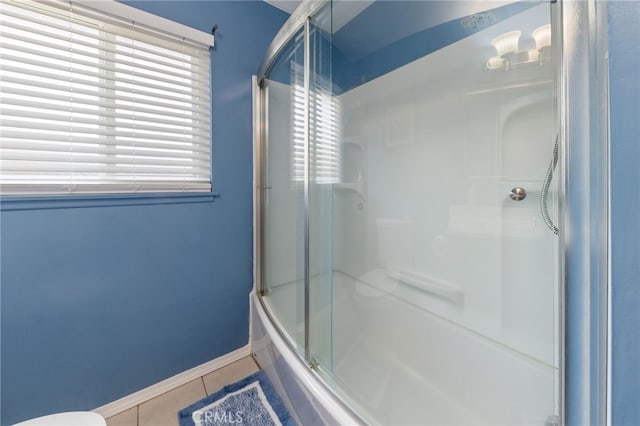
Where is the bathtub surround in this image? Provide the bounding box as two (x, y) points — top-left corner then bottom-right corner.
(254, 0), (640, 424)
(0, 2), (288, 425)
(257, 2), (560, 423)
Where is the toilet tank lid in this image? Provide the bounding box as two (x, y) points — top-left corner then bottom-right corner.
(13, 411), (106, 426)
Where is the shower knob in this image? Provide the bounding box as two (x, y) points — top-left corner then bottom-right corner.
(509, 187), (527, 201)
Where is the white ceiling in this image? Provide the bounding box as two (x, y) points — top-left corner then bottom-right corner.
(264, 0), (300, 14)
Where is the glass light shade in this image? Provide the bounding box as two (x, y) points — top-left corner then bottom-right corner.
(532, 24), (551, 50)
(491, 31), (521, 56)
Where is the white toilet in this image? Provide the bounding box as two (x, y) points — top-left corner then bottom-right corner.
(13, 412), (105, 426)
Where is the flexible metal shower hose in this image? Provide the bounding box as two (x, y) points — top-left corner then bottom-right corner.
(541, 135), (559, 235)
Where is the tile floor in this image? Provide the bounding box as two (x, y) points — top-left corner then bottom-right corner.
(105, 356), (260, 426)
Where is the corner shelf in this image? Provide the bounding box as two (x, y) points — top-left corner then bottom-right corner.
(333, 182), (365, 197)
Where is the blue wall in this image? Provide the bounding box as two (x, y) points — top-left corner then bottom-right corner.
(608, 2), (640, 425)
(2, 1), (638, 424)
(0, 2), (288, 425)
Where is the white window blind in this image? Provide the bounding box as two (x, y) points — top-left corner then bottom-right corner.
(0, 0), (212, 195)
(291, 62), (341, 185)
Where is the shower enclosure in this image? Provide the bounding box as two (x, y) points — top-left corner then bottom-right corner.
(255, 1), (562, 424)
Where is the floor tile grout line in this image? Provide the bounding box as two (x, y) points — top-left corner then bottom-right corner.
(201, 376), (209, 396)
(106, 356), (258, 425)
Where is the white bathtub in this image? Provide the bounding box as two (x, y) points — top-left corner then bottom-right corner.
(250, 290), (362, 425)
(251, 271), (557, 425)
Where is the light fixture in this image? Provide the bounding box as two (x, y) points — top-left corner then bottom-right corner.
(491, 31), (521, 57)
(486, 26), (551, 71)
(486, 56), (506, 70)
(526, 49), (540, 62)
(532, 24), (551, 50)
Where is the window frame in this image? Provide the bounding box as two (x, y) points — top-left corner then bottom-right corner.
(0, 0), (215, 200)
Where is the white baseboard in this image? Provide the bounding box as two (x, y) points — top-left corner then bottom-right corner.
(94, 344), (252, 419)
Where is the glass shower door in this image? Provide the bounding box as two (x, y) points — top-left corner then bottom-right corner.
(260, 2), (337, 367)
(315, 1), (560, 424)
(307, 1), (336, 377)
(260, 29), (306, 353)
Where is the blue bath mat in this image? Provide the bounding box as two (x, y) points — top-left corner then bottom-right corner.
(178, 370), (295, 426)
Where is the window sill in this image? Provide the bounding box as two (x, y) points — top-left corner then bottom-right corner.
(0, 191), (221, 211)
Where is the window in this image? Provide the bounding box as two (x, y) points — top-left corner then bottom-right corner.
(291, 62), (341, 185)
(0, 0), (213, 195)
